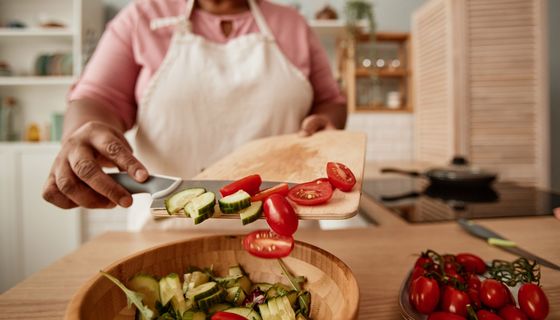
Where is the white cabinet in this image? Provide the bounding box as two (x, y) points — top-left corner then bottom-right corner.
(0, 143), (81, 293)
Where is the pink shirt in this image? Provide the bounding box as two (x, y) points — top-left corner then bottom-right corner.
(69, 0), (345, 129)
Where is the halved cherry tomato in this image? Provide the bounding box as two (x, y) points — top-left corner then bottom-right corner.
(456, 253), (487, 274)
(288, 178), (333, 206)
(499, 305), (529, 320)
(477, 310), (504, 320)
(440, 286), (470, 317)
(480, 279), (509, 309)
(263, 194), (298, 236)
(250, 183), (289, 202)
(428, 312), (466, 320)
(242, 230), (294, 259)
(326, 162), (356, 192)
(409, 276), (440, 314)
(211, 312), (247, 320)
(220, 174), (262, 197)
(518, 283), (549, 320)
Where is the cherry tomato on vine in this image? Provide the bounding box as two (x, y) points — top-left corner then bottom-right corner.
(468, 287), (482, 309)
(518, 283), (549, 320)
(480, 279), (510, 309)
(466, 273), (481, 291)
(409, 276), (440, 314)
(411, 265), (426, 281)
(288, 178), (333, 206)
(263, 194), (298, 236)
(456, 253), (487, 274)
(242, 230), (294, 259)
(427, 312), (466, 320)
(499, 305), (529, 320)
(440, 286), (470, 317)
(415, 255), (433, 269)
(326, 162), (356, 192)
(477, 310), (504, 320)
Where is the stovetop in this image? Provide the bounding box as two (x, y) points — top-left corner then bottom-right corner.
(362, 178), (560, 223)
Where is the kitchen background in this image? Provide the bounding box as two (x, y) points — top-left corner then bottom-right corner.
(0, 0), (558, 293)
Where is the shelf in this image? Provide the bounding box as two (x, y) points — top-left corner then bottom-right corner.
(0, 28), (75, 37)
(309, 20), (368, 36)
(355, 68), (408, 78)
(354, 106), (413, 113)
(0, 76), (75, 86)
(357, 32), (409, 42)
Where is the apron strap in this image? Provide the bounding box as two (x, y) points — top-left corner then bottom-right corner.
(247, 0), (275, 40)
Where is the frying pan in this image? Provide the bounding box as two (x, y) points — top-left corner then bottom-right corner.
(381, 156), (497, 187)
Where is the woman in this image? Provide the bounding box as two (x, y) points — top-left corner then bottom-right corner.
(42, 0), (346, 228)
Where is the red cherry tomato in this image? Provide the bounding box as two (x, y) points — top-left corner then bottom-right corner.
(427, 312), (466, 320)
(440, 286), (470, 317)
(444, 261), (458, 274)
(242, 230), (294, 259)
(326, 162), (356, 192)
(409, 276), (440, 314)
(446, 269), (464, 284)
(263, 194), (298, 236)
(480, 279), (510, 309)
(518, 283), (549, 320)
(415, 255), (433, 268)
(288, 178), (333, 206)
(250, 183), (289, 202)
(499, 305), (529, 320)
(211, 312), (247, 320)
(411, 266), (426, 281)
(477, 310), (505, 320)
(468, 287), (482, 309)
(467, 273), (481, 291)
(220, 174), (262, 197)
(456, 253), (487, 274)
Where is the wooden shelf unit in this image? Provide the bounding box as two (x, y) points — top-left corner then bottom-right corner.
(342, 32), (413, 113)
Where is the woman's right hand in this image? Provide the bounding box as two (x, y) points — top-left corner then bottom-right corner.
(42, 121), (149, 209)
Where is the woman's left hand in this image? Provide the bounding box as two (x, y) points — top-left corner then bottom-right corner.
(298, 114), (337, 137)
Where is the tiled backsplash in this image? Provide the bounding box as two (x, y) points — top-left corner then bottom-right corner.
(346, 113), (414, 161)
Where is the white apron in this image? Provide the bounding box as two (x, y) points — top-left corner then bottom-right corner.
(127, 0), (315, 230)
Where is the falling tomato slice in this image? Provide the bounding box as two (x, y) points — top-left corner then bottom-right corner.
(242, 230), (294, 259)
(250, 183), (290, 202)
(326, 162), (356, 192)
(287, 178), (333, 206)
(220, 174), (262, 197)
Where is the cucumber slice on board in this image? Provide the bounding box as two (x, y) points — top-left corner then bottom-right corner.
(223, 307), (263, 320)
(164, 188), (205, 214)
(219, 190), (251, 213)
(239, 201), (263, 225)
(128, 274), (160, 314)
(185, 192), (216, 224)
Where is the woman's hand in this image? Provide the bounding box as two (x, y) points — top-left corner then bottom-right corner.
(42, 121), (148, 209)
(298, 114), (337, 136)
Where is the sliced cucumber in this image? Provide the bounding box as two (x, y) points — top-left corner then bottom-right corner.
(208, 303), (231, 314)
(128, 274), (160, 315)
(239, 201), (263, 225)
(251, 283), (273, 293)
(267, 296), (295, 320)
(224, 307), (263, 320)
(215, 274), (243, 288)
(197, 287), (226, 311)
(225, 286), (246, 306)
(182, 311), (206, 320)
(186, 281), (218, 302)
(228, 265), (245, 277)
(295, 314), (308, 320)
(236, 276), (252, 294)
(258, 304), (273, 320)
(219, 190), (251, 213)
(164, 188), (206, 214)
(185, 192), (216, 224)
(159, 273), (187, 315)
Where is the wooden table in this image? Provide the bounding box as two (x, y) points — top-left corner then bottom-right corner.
(0, 215), (558, 319)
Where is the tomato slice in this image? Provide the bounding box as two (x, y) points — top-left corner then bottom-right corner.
(326, 162), (356, 192)
(211, 312), (247, 320)
(264, 194), (298, 236)
(251, 183), (289, 202)
(243, 230), (294, 259)
(287, 178), (333, 206)
(220, 174), (262, 197)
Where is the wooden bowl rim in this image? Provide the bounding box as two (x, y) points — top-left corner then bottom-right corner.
(64, 234), (360, 320)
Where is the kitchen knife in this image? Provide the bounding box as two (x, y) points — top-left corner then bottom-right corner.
(457, 218), (560, 271)
(108, 172), (290, 210)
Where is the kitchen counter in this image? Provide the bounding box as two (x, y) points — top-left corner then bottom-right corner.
(0, 215), (558, 319)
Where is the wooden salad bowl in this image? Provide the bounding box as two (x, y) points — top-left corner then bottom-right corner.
(65, 235), (360, 320)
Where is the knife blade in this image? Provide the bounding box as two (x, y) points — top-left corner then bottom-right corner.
(457, 218), (560, 271)
(108, 172), (291, 209)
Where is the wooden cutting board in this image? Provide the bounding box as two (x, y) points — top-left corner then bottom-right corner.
(152, 130), (366, 220)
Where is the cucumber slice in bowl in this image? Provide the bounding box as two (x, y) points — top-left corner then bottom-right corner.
(127, 274), (160, 314)
(239, 201), (263, 225)
(164, 188), (206, 214)
(219, 190), (251, 213)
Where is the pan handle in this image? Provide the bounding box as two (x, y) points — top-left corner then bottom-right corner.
(380, 168), (422, 177)
(381, 191), (421, 201)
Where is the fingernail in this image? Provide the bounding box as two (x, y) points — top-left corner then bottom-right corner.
(119, 196), (132, 207)
(135, 169), (148, 181)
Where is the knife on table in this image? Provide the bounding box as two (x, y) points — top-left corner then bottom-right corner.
(457, 218), (560, 271)
(108, 172), (289, 211)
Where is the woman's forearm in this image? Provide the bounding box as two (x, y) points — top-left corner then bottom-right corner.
(309, 102), (347, 129)
(63, 99), (128, 141)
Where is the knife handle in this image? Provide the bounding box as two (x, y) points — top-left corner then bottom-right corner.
(108, 172), (182, 198)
